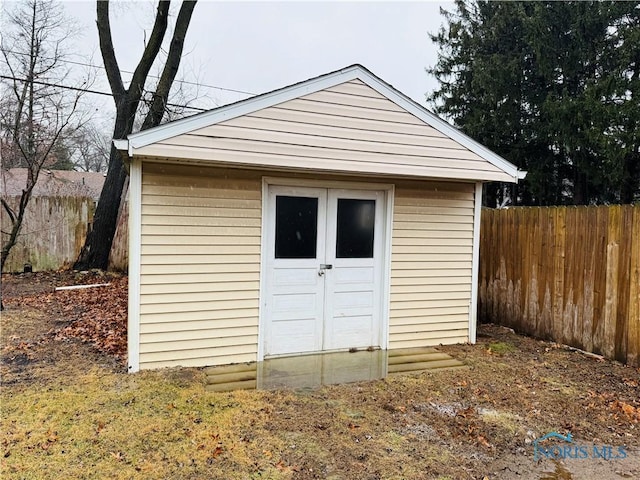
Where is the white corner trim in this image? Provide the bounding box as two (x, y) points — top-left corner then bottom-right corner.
(469, 182), (483, 344)
(257, 177), (270, 362)
(381, 185), (395, 351)
(127, 158), (142, 372)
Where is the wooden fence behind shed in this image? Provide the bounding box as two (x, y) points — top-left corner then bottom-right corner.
(1, 196), (94, 272)
(1, 195), (128, 273)
(479, 205), (640, 367)
(108, 185), (129, 272)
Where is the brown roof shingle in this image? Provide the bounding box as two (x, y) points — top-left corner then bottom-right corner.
(1, 168), (105, 200)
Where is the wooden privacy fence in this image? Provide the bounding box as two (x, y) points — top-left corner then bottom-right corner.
(1, 195), (128, 273)
(108, 191), (129, 272)
(479, 205), (640, 367)
(1, 196), (94, 272)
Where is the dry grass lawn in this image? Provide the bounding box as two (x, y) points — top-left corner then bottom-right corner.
(1, 272), (639, 479)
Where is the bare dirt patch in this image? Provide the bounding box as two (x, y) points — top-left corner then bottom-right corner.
(1, 270), (125, 386)
(1, 271), (639, 479)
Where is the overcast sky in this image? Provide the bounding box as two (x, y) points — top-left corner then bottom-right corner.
(62, 1), (452, 122)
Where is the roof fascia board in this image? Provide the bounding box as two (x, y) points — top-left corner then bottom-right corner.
(127, 65), (364, 149)
(112, 139), (132, 173)
(113, 139), (129, 154)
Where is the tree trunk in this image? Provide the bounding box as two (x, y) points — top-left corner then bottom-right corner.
(573, 175), (586, 206)
(482, 183), (498, 208)
(620, 151), (639, 204)
(74, 0), (196, 271)
(74, 109), (131, 270)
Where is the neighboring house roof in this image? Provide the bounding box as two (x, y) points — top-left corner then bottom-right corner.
(1, 168), (105, 200)
(115, 64), (525, 183)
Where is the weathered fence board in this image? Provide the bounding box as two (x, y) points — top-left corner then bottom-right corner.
(1, 195), (128, 273)
(107, 182), (129, 272)
(479, 205), (640, 367)
(629, 207), (640, 366)
(1, 196), (94, 272)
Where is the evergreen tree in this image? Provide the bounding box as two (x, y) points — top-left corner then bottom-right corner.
(603, 4), (640, 203)
(428, 0), (640, 205)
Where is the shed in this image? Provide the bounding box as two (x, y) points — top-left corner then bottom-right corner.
(116, 65), (524, 372)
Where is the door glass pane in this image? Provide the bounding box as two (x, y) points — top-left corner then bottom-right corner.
(336, 199), (375, 258)
(275, 195), (318, 259)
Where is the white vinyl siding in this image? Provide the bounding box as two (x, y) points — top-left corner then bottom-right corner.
(389, 181), (475, 348)
(138, 163), (262, 369)
(134, 80), (513, 182)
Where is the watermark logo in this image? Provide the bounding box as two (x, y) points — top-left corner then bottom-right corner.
(533, 432), (627, 461)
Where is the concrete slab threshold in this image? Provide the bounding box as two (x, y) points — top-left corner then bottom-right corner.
(204, 347), (466, 392)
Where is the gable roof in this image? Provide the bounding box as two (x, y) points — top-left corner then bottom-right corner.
(116, 64), (525, 183)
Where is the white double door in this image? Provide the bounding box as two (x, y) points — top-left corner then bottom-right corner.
(263, 185), (386, 357)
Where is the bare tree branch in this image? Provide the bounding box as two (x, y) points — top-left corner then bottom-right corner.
(142, 1), (196, 129)
(1, 198), (16, 224)
(1, 0), (88, 276)
(75, 0), (198, 270)
(127, 1), (170, 101)
(96, 1), (124, 99)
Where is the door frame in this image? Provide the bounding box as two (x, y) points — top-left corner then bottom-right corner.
(258, 176), (395, 361)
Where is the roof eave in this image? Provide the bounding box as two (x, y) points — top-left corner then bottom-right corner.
(113, 139), (129, 155)
(121, 149), (520, 183)
(113, 139), (132, 172)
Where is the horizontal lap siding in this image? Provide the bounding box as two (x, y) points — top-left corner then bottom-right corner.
(138, 80), (511, 182)
(139, 163), (261, 369)
(389, 181), (475, 348)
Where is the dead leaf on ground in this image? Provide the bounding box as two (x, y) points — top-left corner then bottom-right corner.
(477, 435), (492, 449)
(109, 451), (124, 461)
(611, 401), (640, 422)
(211, 445), (224, 458)
(7, 276), (129, 362)
(457, 406), (475, 418)
(275, 459), (300, 472)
